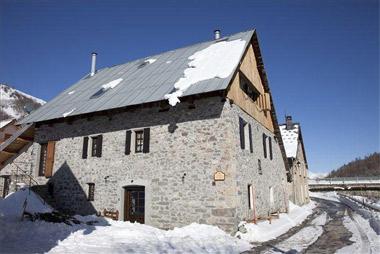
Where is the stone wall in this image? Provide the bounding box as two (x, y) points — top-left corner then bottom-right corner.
(225, 102), (288, 221)
(10, 95), (288, 233)
(0, 143), (39, 196)
(288, 141), (309, 206)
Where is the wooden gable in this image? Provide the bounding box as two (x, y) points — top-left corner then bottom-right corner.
(227, 42), (275, 132)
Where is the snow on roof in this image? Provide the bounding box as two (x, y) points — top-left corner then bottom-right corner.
(279, 124), (300, 158)
(164, 38), (247, 106)
(20, 30), (254, 124)
(0, 119), (13, 129)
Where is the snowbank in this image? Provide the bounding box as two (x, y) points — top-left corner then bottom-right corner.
(309, 191), (340, 202)
(0, 217), (251, 253)
(0, 189), (250, 253)
(0, 188), (52, 220)
(236, 201), (316, 242)
(164, 39), (246, 106)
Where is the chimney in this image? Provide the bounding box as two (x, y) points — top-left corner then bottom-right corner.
(90, 52), (97, 77)
(214, 29), (221, 40)
(286, 115), (293, 130)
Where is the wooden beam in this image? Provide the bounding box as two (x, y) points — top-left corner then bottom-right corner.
(1, 150), (16, 155)
(17, 136), (33, 142)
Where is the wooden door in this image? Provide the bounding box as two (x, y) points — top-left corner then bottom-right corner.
(124, 186), (145, 224)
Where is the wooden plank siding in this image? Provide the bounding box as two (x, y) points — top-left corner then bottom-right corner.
(227, 44), (275, 132)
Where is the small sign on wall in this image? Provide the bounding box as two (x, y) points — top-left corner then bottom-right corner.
(214, 171), (225, 181)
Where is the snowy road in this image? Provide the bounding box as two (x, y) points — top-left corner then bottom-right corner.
(246, 193), (380, 254)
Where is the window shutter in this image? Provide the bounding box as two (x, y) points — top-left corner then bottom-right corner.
(143, 128), (150, 153)
(239, 117), (245, 149)
(45, 141), (56, 178)
(269, 136), (273, 160)
(248, 124), (253, 153)
(96, 135), (103, 157)
(262, 133), (267, 158)
(82, 137), (89, 159)
(125, 130), (132, 155)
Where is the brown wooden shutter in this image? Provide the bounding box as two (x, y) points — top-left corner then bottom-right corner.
(239, 117), (245, 149)
(262, 133), (267, 158)
(143, 128), (150, 153)
(82, 137), (89, 159)
(125, 130), (131, 155)
(45, 141), (56, 178)
(248, 124), (253, 153)
(96, 135), (103, 157)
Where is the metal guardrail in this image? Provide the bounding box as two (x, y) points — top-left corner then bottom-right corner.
(308, 176), (380, 185)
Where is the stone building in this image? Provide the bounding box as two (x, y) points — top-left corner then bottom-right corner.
(0, 29), (290, 232)
(280, 116), (309, 206)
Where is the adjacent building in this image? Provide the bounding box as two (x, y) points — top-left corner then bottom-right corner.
(280, 116), (309, 205)
(0, 29), (290, 232)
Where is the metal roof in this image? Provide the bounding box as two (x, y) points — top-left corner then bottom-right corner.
(21, 30), (254, 124)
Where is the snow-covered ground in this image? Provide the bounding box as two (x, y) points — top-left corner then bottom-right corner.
(337, 213), (380, 254)
(310, 191), (380, 254)
(263, 212), (329, 253)
(0, 188), (251, 253)
(309, 191), (340, 202)
(236, 201), (316, 242)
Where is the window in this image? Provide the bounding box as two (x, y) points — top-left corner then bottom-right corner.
(91, 135), (102, 157)
(91, 136), (98, 157)
(135, 130), (144, 153)
(38, 143), (48, 176)
(239, 72), (260, 102)
(262, 133), (267, 158)
(125, 128), (150, 155)
(268, 136), (273, 160)
(248, 185), (254, 210)
(239, 117), (253, 152)
(87, 183), (95, 201)
(258, 159), (262, 175)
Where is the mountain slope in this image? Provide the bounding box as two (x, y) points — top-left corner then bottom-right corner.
(0, 84), (45, 126)
(327, 152), (380, 177)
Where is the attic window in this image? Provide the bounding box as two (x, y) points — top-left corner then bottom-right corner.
(240, 72), (260, 102)
(214, 37), (229, 43)
(137, 61), (149, 69)
(90, 87), (108, 99)
(90, 78), (123, 99)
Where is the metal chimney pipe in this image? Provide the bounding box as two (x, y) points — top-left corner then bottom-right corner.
(214, 29), (221, 40)
(90, 52), (97, 76)
(286, 115), (293, 130)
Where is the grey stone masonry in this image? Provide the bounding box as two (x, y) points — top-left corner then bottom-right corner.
(6, 95), (287, 233)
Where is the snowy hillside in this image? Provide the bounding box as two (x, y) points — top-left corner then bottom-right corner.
(0, 84), (45, 126)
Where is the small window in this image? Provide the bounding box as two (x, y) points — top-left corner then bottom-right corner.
(91, 136), (98, 157)
(239, 118), (252, 152)
(38, 143), (48, 176)
(135, 130), (144, 153)
(258, 159), (262, 175)
(87, 183), (95, 201)
(262, 133), (267, 158)
(91, 135), (102, 157)
(248, 184), (254, 210)
(268, 136), (273, 160)
(240, 72), (260, 102)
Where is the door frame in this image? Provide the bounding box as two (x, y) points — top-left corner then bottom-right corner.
(124, 185), (145, 223)
(119, 180), (151, 225)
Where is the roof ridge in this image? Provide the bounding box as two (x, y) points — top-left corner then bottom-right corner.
(98, 29), (256, 72)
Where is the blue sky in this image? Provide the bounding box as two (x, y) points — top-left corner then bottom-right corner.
(0, 0), (378, 173)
